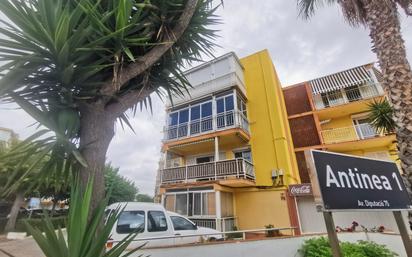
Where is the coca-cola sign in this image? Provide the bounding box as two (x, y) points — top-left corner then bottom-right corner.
(289, 183), (312, 197)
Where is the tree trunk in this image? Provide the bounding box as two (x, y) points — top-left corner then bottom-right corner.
(78, 103), (116, 215)
(361, 1), (412, 222)
(5, 191), (24, 233)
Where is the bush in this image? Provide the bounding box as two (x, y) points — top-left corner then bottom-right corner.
(14, 216), (67, 234)
(299, 237), (398, 257)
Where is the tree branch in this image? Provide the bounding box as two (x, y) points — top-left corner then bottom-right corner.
(100, 0), (199, 97)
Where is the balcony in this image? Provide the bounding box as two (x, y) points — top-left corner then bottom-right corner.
(164, 110), (249, 141)
(321, 124), (379, 144)
(313, 83), (382, 110)
(160, 158), (255, 185)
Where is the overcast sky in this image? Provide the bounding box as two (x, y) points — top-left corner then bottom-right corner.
(0, 1), (411, 195)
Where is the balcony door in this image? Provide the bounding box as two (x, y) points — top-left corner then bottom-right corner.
(353, 117), (376, 139)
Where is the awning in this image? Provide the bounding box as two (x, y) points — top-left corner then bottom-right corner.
(309, 65), (374, 95)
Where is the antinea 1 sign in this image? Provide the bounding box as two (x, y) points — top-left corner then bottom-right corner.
(310, 150), (411, 211)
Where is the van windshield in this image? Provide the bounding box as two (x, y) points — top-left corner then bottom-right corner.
(116, 211), (145, 234)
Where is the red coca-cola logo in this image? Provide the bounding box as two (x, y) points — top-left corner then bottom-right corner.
(289, 184), (312, 196)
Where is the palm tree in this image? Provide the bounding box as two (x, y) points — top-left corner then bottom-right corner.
(367, 99), (396, 134)
(297, 0), (412, 197)
(0, 0), (219, 211)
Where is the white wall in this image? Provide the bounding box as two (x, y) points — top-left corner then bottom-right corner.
(297, 196), (409, 234)
(135, 233), (407, 257)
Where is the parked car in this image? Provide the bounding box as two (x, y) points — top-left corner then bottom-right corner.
(106, 202), (223, 249)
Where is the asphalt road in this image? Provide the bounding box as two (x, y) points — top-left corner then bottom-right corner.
(0, 238), (43, 257)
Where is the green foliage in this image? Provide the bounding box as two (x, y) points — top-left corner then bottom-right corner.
(0, 0), (220, 182)
(104, 163), (138, 204)
(25, 177), (140, 257)
(135, 193), (153, 202)
(367, 99), (396, 134)
(14, 217), (67, 234)
(299, 237), (398, 257)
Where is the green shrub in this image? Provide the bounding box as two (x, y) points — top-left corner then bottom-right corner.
(299, 237), (398, 257)
(15, 217), (67, 234)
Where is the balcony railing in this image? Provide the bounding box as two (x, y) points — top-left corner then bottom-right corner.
(313, 83), (382, 110)
(191, 217), (237, 232)
(160, 158), (255, 184)
(321, 124), (379, 144)
(164, 110), (249, 141)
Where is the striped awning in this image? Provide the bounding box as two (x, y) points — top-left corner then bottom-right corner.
(309, 65), (374, 95)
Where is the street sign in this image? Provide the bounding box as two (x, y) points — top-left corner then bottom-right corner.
(308, 150), (411, 211)
(305, 150), (412, 257)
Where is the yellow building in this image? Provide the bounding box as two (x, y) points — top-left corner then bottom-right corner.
(158, 50), (300, 233)
(157, 50), (399, 234)
(283, 64), (399, 234)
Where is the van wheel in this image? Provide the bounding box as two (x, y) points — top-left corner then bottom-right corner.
(209, 237), (216, 242)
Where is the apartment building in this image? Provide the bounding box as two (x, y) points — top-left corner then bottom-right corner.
(157, 50), (300, 232)
(283, 64), (401, 234)
(156, 50), (403, 234)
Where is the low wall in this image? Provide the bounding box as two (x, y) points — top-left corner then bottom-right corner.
(137, 232), (406, 257)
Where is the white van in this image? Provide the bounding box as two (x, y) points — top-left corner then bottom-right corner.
(106, 202), (223, 249)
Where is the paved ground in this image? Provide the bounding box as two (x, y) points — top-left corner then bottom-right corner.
(0, 238), (43, 257)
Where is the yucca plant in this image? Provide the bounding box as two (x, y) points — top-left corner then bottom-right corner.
(0, 0), (220, 214)
(25, 176), (141, 257)
(367, 99), (396, 135)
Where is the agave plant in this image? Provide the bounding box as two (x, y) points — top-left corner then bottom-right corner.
(25, 177), (140, 257)
(367, 99), (396, 135)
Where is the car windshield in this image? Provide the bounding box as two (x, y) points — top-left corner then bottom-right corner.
(170, 216), (197, 231)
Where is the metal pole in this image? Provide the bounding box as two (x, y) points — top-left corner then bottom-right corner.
(393, 211), (412, 257)
(323, 212), (342, 257)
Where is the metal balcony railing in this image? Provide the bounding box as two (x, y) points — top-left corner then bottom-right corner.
(164, 110), (249, 141)
(190, 217), (237, 232)
(321, 124), (379, 144)
(313, 83), (382, 110)
(160, 158), (255, 184)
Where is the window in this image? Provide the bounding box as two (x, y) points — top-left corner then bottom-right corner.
(169, 112), (178, 126)
(175, 194), (188, 215)
(196, 156), (214, 164)
(171, 216), (197, 231)
(216, 95), (234, 114)
(344, 85), (362, 102)
(179, 109), (189, 124)
(216, 95), (235, 128)
(190, 105), (200, 121)
(163, 191), (216, 217)
(116, 211), (145, 234)
(201, 102), (212, 117)
(234, 149), (252, 162)
(148, 211), (168, 232)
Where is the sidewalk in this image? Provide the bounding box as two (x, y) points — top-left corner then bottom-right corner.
(0, 238), (43, 257)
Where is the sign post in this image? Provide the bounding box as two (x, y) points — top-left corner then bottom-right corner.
(305, 150), (412, 257)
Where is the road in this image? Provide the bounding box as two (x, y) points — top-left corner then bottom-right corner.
(0, 238), (43, 257)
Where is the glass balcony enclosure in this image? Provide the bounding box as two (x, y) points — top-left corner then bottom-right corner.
(166, 52), (245, 107)
(164, 91), (249, 141)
